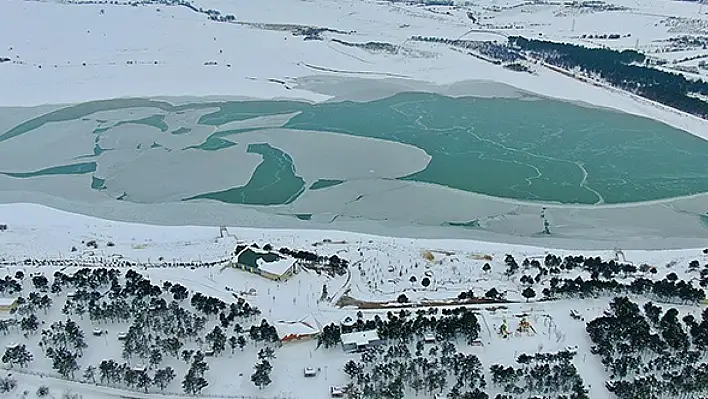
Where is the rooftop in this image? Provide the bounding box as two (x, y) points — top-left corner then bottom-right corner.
(276, 314), (320, 340)
(341, 330), (380, 346)
(235, 247), (280, 268)
(0, 297), (17, 307)
(234, 246), (296, 276)
(258, 257), (296, 276)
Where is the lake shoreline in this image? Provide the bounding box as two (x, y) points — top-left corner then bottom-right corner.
(1, 80), (708, 251)
(0, 186), (706, 251)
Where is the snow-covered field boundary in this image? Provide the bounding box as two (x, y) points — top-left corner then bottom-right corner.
(4, 366), (294, 399)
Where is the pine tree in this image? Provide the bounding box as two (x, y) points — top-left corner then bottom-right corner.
(47, 348), (79, 379)
(149, 348), (163, 368)
(522, 287), (536, 302)
(258, 347), (276, 361)
(251, 360), (272, 389)
(124, 369), (138, 387)
(192, 376), (208, 394)
(0, 377), (16, 393)
(160, 336), (182, 358)
(136, 371), (152, 392)
(182, 369), (209, 395)
(20, 314), (39, 334)
(205, 326), (227, 355)
(182, 370), (195, 394)
(320, 284), (329, 301)
(181, 349), (194, 363)
(154, 366), (176, 391)
(82, 365), (96, 383)
(2, 344), (33, 368)
(343, 360), (362, 379)
(228, 336), (238, 354)
(32, 275), (49, 291)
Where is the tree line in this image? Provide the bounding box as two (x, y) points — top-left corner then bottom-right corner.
(545, 275), (705, 303)
(509, 36), (708, 118)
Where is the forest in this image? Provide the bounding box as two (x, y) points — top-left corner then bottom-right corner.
(509, 36), (708, 118)
(589, 296), (708, 398)
(0, 267), (280, 397)
(2, 246), (707, 398)
(324, 308), (591, 399)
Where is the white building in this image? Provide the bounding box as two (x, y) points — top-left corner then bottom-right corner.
(258, 258), (298, 281)
(340, 330), (385, 353)
(232, 246), (299, 281)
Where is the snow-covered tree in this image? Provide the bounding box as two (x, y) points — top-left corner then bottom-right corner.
(251, 360), (272, 389)
(154, 366), (176, 391)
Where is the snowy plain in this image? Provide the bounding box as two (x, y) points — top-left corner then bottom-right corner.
(0, 0), (707, 140)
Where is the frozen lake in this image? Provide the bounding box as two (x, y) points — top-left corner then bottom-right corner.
(1, 84), (708, 249)
(2, 92), (707, 205)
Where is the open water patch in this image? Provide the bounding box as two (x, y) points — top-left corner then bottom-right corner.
(91, 176), (106, 190)
(444, 220), (482, 229)
(283, 92), (708, 204)
(0, 99), (195, 142)
(197, 101), (307, 125)
(309, 179), (345, 190)
(1, 162), (97, 178)
(114, 115), (169, 132)
(171, 127), (192, 135)
(184, 137), (238, 151)
(295, 213), (313, 221)
(183, 143), (305, 205)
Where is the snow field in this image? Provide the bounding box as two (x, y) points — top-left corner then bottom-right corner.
(1, 0), (706, 143)
(1, 203), (707, 398)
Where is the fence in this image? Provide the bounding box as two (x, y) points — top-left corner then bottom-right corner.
(2, 365), (294, 399)
(0, 257), (233, 270)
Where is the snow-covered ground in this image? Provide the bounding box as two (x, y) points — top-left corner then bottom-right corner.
(0, 0), (706, 139)
(1, 203), (706, 305)
(0, 203), (707, 398)
(0, 0), (707, 252)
